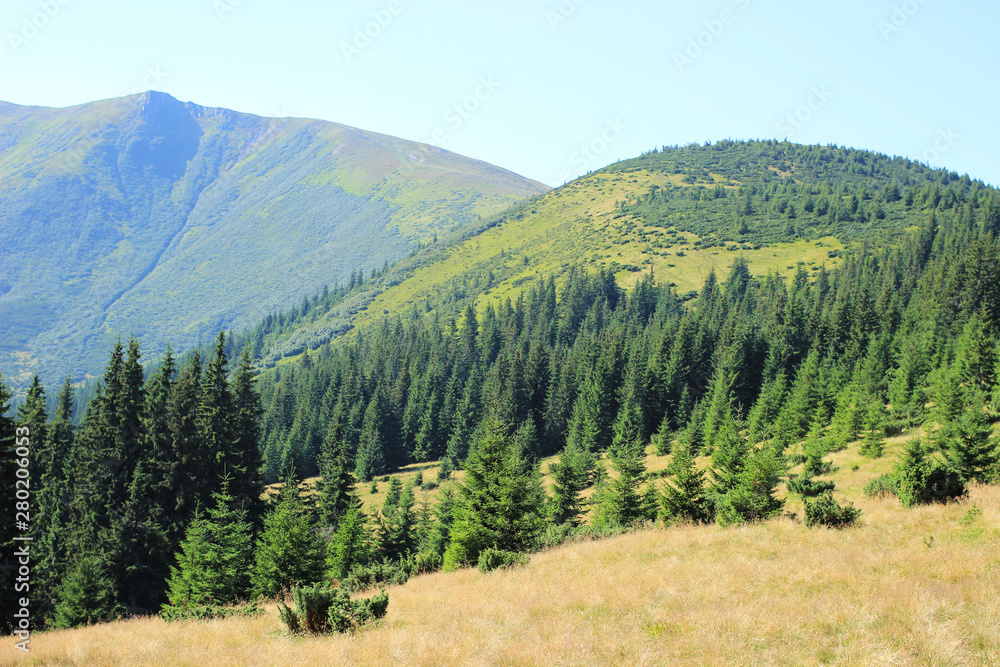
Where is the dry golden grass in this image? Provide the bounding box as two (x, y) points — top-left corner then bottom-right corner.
(9, 452), (1000, 666)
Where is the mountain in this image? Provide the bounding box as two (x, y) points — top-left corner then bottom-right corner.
(250, 139), (997, 367)
(0, 91), (548, 390)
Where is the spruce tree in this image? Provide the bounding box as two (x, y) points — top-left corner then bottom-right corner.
(548, 440), (589, 526)
(444, 418), (543, 570)
(658, 441), (709, 524)
(52, 557), (118, 628)
(377, 479), (417, 561)
(35, 377), (75, 620)
(162, 483), (254, 612)
(941, 394), (998, 483)
(251, 472), (326, 598)
(354, 398), (387, 482)
(229, 347), (265, 524)
(327, 506), (370, 580)
(317, 418), (359, 529)
(199, 332), (234, 494)
(591, 424), (648, 529)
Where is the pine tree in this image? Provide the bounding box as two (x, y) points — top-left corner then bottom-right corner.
(658, 441), (709, 525)
(52, 557), (118, 628)
(354, 398), (387, 482)
(327, 506), (370, 580)
(941, 394), (998, 483)
(591, 423), (648, 529)
(444, 418), (543, 570)
(162, 483), (254, 612)
(548, 440), (589, 526)
(229, 348), (265, 524)
(377, 479), (417, 561)
(251, 472), (326, 598)
(199, 332), (234, 495)
(317, 418), (359, 530)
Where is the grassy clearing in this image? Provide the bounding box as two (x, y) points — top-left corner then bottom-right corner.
(353, 169), (844, 332)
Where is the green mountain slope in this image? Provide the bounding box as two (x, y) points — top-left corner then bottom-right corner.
(254, 139), (993, 366)
(0, 91), (548, 390)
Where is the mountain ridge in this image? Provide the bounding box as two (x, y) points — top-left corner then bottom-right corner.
(0, 91), (548, 391)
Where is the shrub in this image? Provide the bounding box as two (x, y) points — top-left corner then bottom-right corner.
(803, 492), (862, 528)
(787, 476), (836, 497)
(894, 440), (966, 508)
(278, 583), (388, 635)
(161, 604), (262, 622)
(340, 552), (442, 593)
(477, 547), (529, 572)
(863, 473), (897, 498)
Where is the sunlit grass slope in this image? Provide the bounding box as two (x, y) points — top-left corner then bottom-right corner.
(353, 168), (843, 330)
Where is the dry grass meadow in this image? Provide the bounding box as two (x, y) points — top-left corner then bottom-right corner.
(6, 440), (1000, 666)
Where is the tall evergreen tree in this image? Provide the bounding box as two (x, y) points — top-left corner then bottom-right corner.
(444, 418), (544, 570)
(162, 483), (254, 612)
(251, 472), (325, 598)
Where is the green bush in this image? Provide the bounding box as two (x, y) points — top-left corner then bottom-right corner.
(786, 476), (836, 497)
(863, 473), (897, 498)
(340, 552), (442, 593)
(803, 492), (862, 528)
(161, 603), (263, 622)
(893, 440), (966, 508)
(278, 583), (388, 634)
(477, 547), (529, 572)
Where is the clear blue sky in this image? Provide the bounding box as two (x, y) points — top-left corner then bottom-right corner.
(2, 0), (997, 187)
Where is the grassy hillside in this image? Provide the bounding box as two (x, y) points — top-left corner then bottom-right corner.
(253, 139), (989, 368)
(0, 92), (547, 391)
(16, 434), (1000, 666)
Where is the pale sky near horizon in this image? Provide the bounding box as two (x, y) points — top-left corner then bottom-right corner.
(1, 0), (997, 188)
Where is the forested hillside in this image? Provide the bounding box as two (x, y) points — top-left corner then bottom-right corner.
(3, 140), (1000, 640)
(0, 92), (547, 391)
(242, 140), (996, 369)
